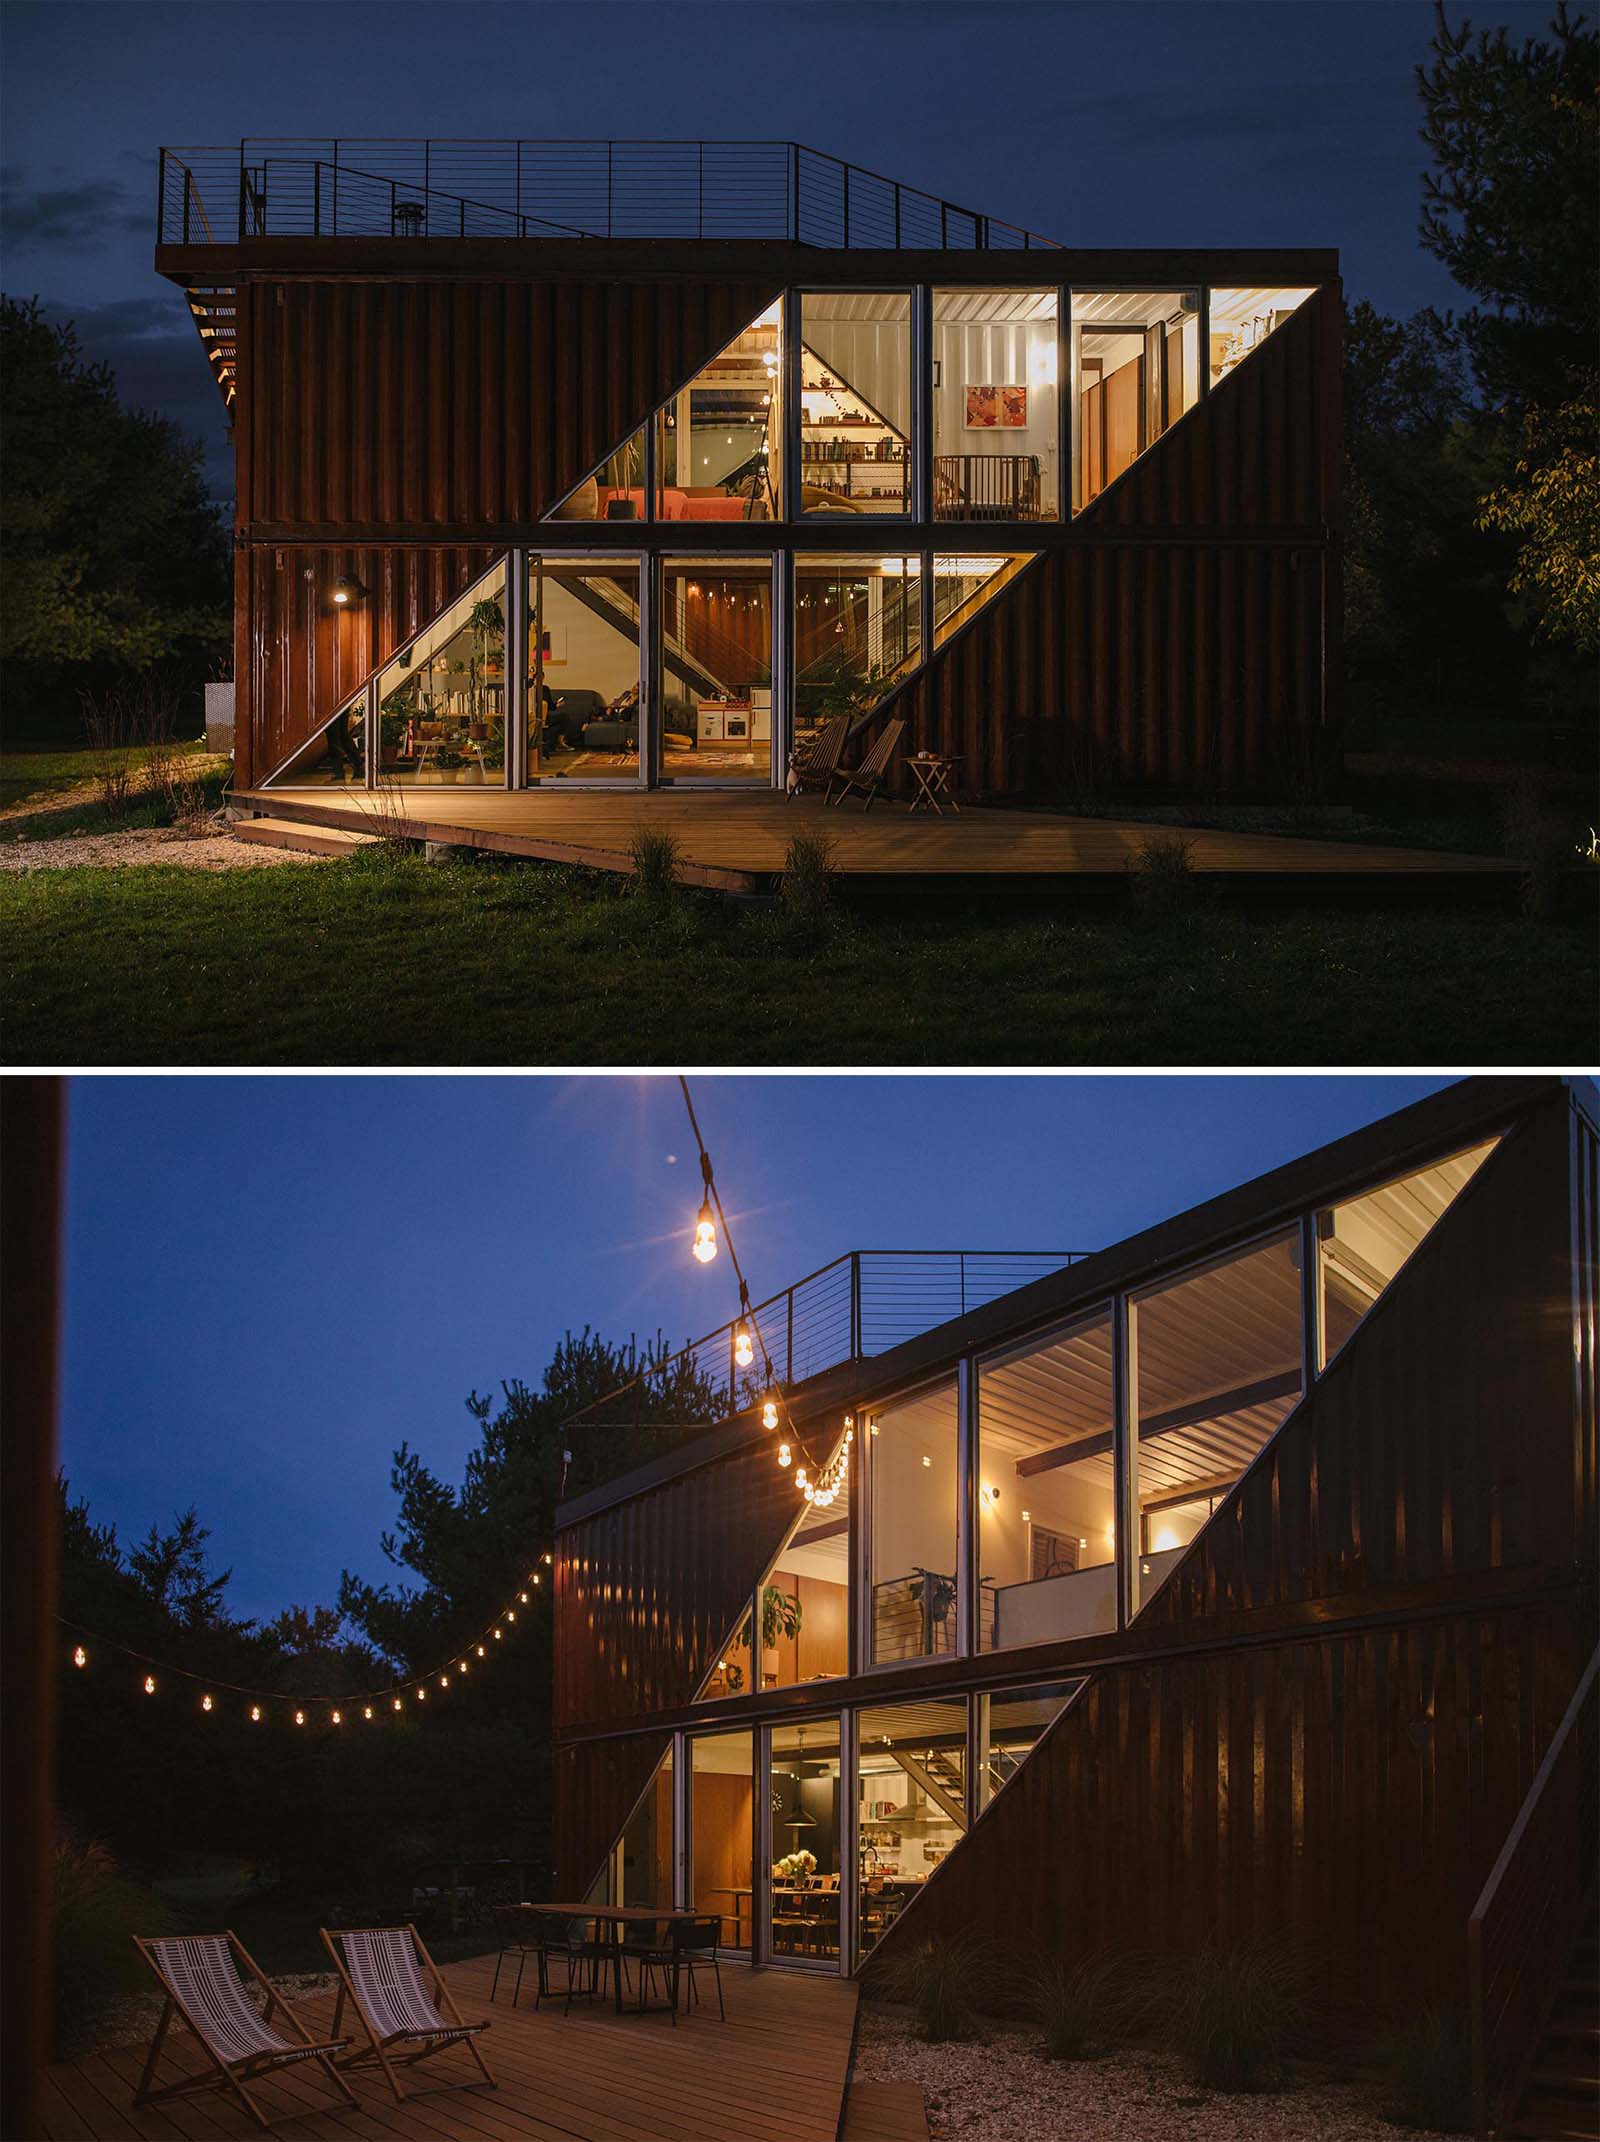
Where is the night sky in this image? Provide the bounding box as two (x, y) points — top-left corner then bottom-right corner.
(58, 1074), (1458, 1621)
(1, 0), (1559, 498)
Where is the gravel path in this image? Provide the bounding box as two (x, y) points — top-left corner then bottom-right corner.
(2, 825), (322, 871)
(852, 2008), (1456, 2141)
(64, 1973), (340, 2059)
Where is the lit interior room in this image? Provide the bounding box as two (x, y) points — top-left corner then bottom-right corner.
(867, 1382), (959, 1664)
(371, 563), (508, 786)
(932, 288), (1058, 519)
(1072, 289), (1200, 511)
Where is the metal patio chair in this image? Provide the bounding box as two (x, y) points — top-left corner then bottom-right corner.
(131, 1930), (356, 2132)
(321, 1922), (495, 2103)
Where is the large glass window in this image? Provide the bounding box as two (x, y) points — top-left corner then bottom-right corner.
(868, 1380), (959, 1665)
(526, 555), (642, 783)
(768, 1717), (842, 1964)
(974, 1681), (1079, 1817)
(1130, 1232), (1303, 1613)
(794, 555), (920, 748)
(656, 302), (783, 523)
(856, 1697), (967, 1959)
(1208, 288), (1317, 388)
(264, 689), (366, 788)
(614, 1746), (673, 1909)
(933, 288), (1058, 521)
(544, 422), (650, 525)
(765, 1451), (851, 1692)
(660, 557), (773, 782)
(375, 562), (507, 786)
(1317, 1139), (1497, 1369)
(800, 294), (912, 517)
(1072, 290), (1200, 511)
(689, 1730), (753, 1953)
(977, 1310), (1116, 1652)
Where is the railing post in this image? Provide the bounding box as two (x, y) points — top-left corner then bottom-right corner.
(313, 161), (321, 237)
(183, 171), (192, 248)
(331, 138), (339, 237)
(697, 141), (704, 240)
(850, 1252), (862, 1361)
(842, 159), (850, 248)
(786, 1286), (794, 1385)
(941, 201), (948, 247)
(790, 142), (799, 243)
(959, 1251), (967, 1317)
(607, 142), (614, 239)
(236, 149), (246, 243)
(894, 183), (901, 248)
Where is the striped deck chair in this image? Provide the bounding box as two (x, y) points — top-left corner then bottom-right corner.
(132, 1931), (356, 2131)
(828, 717), (906, 811)
(321, 1923), (495, 2104)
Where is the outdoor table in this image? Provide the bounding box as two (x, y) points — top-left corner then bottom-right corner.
(520, 1901), (699, 2013)
(906, 752), (962, 814)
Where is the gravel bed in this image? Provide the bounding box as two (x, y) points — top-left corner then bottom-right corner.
(2, 825), (323, 871)
(65, 1972), (340, 2057)
(852, 2007), (1457, 2141)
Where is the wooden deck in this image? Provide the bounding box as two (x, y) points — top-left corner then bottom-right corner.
(38, 1953), (861, 2142)
(236, 787), (1516, 897)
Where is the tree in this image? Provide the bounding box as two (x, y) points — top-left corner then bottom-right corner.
(127, 1508), (237, 1631)
(0, 296), (229, 728)
(1476, 375), (1600, 650)
(1417, 3), (1599, 408)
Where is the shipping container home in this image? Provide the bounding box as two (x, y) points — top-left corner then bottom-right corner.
(552, 1076), (1598, 2138)
(155, 140), (1342, 805)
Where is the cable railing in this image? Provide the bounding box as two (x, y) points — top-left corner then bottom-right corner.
(156, 140), (1060, 250)
(564, 1247), (1087, 1437)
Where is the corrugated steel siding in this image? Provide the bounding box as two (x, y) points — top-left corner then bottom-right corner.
(1574, 1106), (1599, 1580)
(895, 288), (1339, 793)
(554, 1437), (799, 1736)
(552, 1729), (673, 1903)
(870, 1599), (1577, 2015)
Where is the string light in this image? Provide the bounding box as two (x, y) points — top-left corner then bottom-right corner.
(294, 1710), (306, 1726)
(144, 1675), (156, 1695)
(693, 1198), (718, 1264)
(363, 1706), (374, 1721)
(250, 1705), (262, 1723)
(331, 1709), (342, 1726)
(735, 1321), (754, 1368)
(762, 1397), (779, 1431)
(72, 1646), (87, 1668)
(201, 1693), (214, 1712)
(779, 1443), (792, 1466)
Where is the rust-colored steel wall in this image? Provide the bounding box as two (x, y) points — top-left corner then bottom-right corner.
(893, 288), (1340, 793)
(554, 1438), (799, 1738)
(866, 1102), (1585, 2012)
(870, 1598), (1579, 2016)
(552, 1729), (673, 1904)
(235, 274), (778, 783)
(1574, 1110), (1599, 1586)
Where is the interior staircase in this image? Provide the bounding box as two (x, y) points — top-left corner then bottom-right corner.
(1504, 1895), (1600, 2141)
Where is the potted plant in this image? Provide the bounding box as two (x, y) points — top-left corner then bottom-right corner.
(773, 1849), (817, 1889)
(759, 1582), (802, 1684)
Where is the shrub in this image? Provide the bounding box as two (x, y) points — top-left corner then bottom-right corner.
(781, 828), (838, 927)
(1382, 2006), (1473, 2132)
(628, 826), (682, 906)
(1021, 1952), (1143, 2061)
(867, 1930), (994, 2043)
(1129, 832), (1202, 926)
(80, 679), (181, 821)
(52, 1835), (172, 2055)
(1168, 1939), (1312, 2092)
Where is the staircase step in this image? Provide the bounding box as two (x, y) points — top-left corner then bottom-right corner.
(234, 815), (379, 857)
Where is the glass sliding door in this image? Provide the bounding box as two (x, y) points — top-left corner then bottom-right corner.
(526, 554), (644, 783)
(376, 561), (508, 786)
(933, 288), (1059, 520)
(855, 1696), (967, 1959)
(688, 1729), (753, 1953)
(867, 1380), (960, 1665)
(1128, 1231), (1303, 1614)
(613, 1745), (674, 1909)
(659, 556), (774, 783)
(767, 1716), (843, 1966)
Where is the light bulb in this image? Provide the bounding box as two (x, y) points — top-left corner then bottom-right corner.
(250, 1705), (262, 1723)
(779, 1442), (792, 1466)
(439, 1674), (449, 1688)
(72, 1645), (87, 1668)
(331, 1709), (342, 1725)
(518, 1591), (528, 1603)
(804, 1485), (815, 1502)
(201, 1693), (214, 1712)
(762, 1398), (779, 1431)
(532, 1571), (541, 1585)
(921, 1454), (932, 1469)
(393, 1697), (403, 1711)
(796, 1468), (808, 1487)
(493, 1627), (502, 1640)
(506, 1609), (515, 1622)
(542, 1552), (553, 1565)
(459, 1660), (469, 1673)
(363, 1706), (374, 1720)
(477, 1644), (486, 1656)
(692, 1201), (718, 1264)
(735, 1324), (754, 1368)
(1022, 1509), (1032, 1524)
(294, 1710), (306, 1726)
(143, 1675), (156, 1695)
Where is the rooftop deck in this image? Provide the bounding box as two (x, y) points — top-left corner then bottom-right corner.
(39, 1951), (874, 2142)
(235, 787), (1517, 897)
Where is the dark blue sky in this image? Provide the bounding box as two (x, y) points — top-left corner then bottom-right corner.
(59, 1073), (1455, 1620)
(1, 0), (1559, 493)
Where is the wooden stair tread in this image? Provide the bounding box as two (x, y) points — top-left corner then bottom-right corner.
(234, 815), (378, 855)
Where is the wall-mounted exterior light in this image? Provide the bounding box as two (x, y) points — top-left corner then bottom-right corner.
(331, 575), (367, 608)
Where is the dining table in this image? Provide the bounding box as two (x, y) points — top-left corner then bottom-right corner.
(519, 1901), (701, 2013)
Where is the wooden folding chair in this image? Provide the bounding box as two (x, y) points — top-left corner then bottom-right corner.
(828, 718), (906, 811)
(789, 712), (850, 796)
(132, 1931), (356, 2132)
(321, 1922), (495, 2104)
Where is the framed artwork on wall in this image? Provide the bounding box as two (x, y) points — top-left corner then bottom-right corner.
(965, 384), (1028, 428)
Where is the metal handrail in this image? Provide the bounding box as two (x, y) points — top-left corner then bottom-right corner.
(156, 139), (1060, 250)
(563, 1247), (1088, 1433)
(1467, 1643), (1600, 2133)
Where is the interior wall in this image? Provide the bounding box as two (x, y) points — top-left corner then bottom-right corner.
(539, 577), (640, 703)
(803, 317), (912, 440)
(932, 320), (1057, 480)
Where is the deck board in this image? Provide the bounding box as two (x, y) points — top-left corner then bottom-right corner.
(236, 787), (1514, 895)
(43, 1953), (858, 2142)
(840, 2079), (931, 2141)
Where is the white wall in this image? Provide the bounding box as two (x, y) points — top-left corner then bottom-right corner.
(870, 1394), (958, 1581)
(803, 317), (912, 440)
(932, 319), (1058, 505)
(540, 578), (640, 703)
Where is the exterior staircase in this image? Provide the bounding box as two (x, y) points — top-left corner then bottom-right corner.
(1504, 1896), (1600, 2140)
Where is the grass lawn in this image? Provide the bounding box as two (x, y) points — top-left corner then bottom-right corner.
(1, 742), (228, 835)
(3, 851), (1593, 1066)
